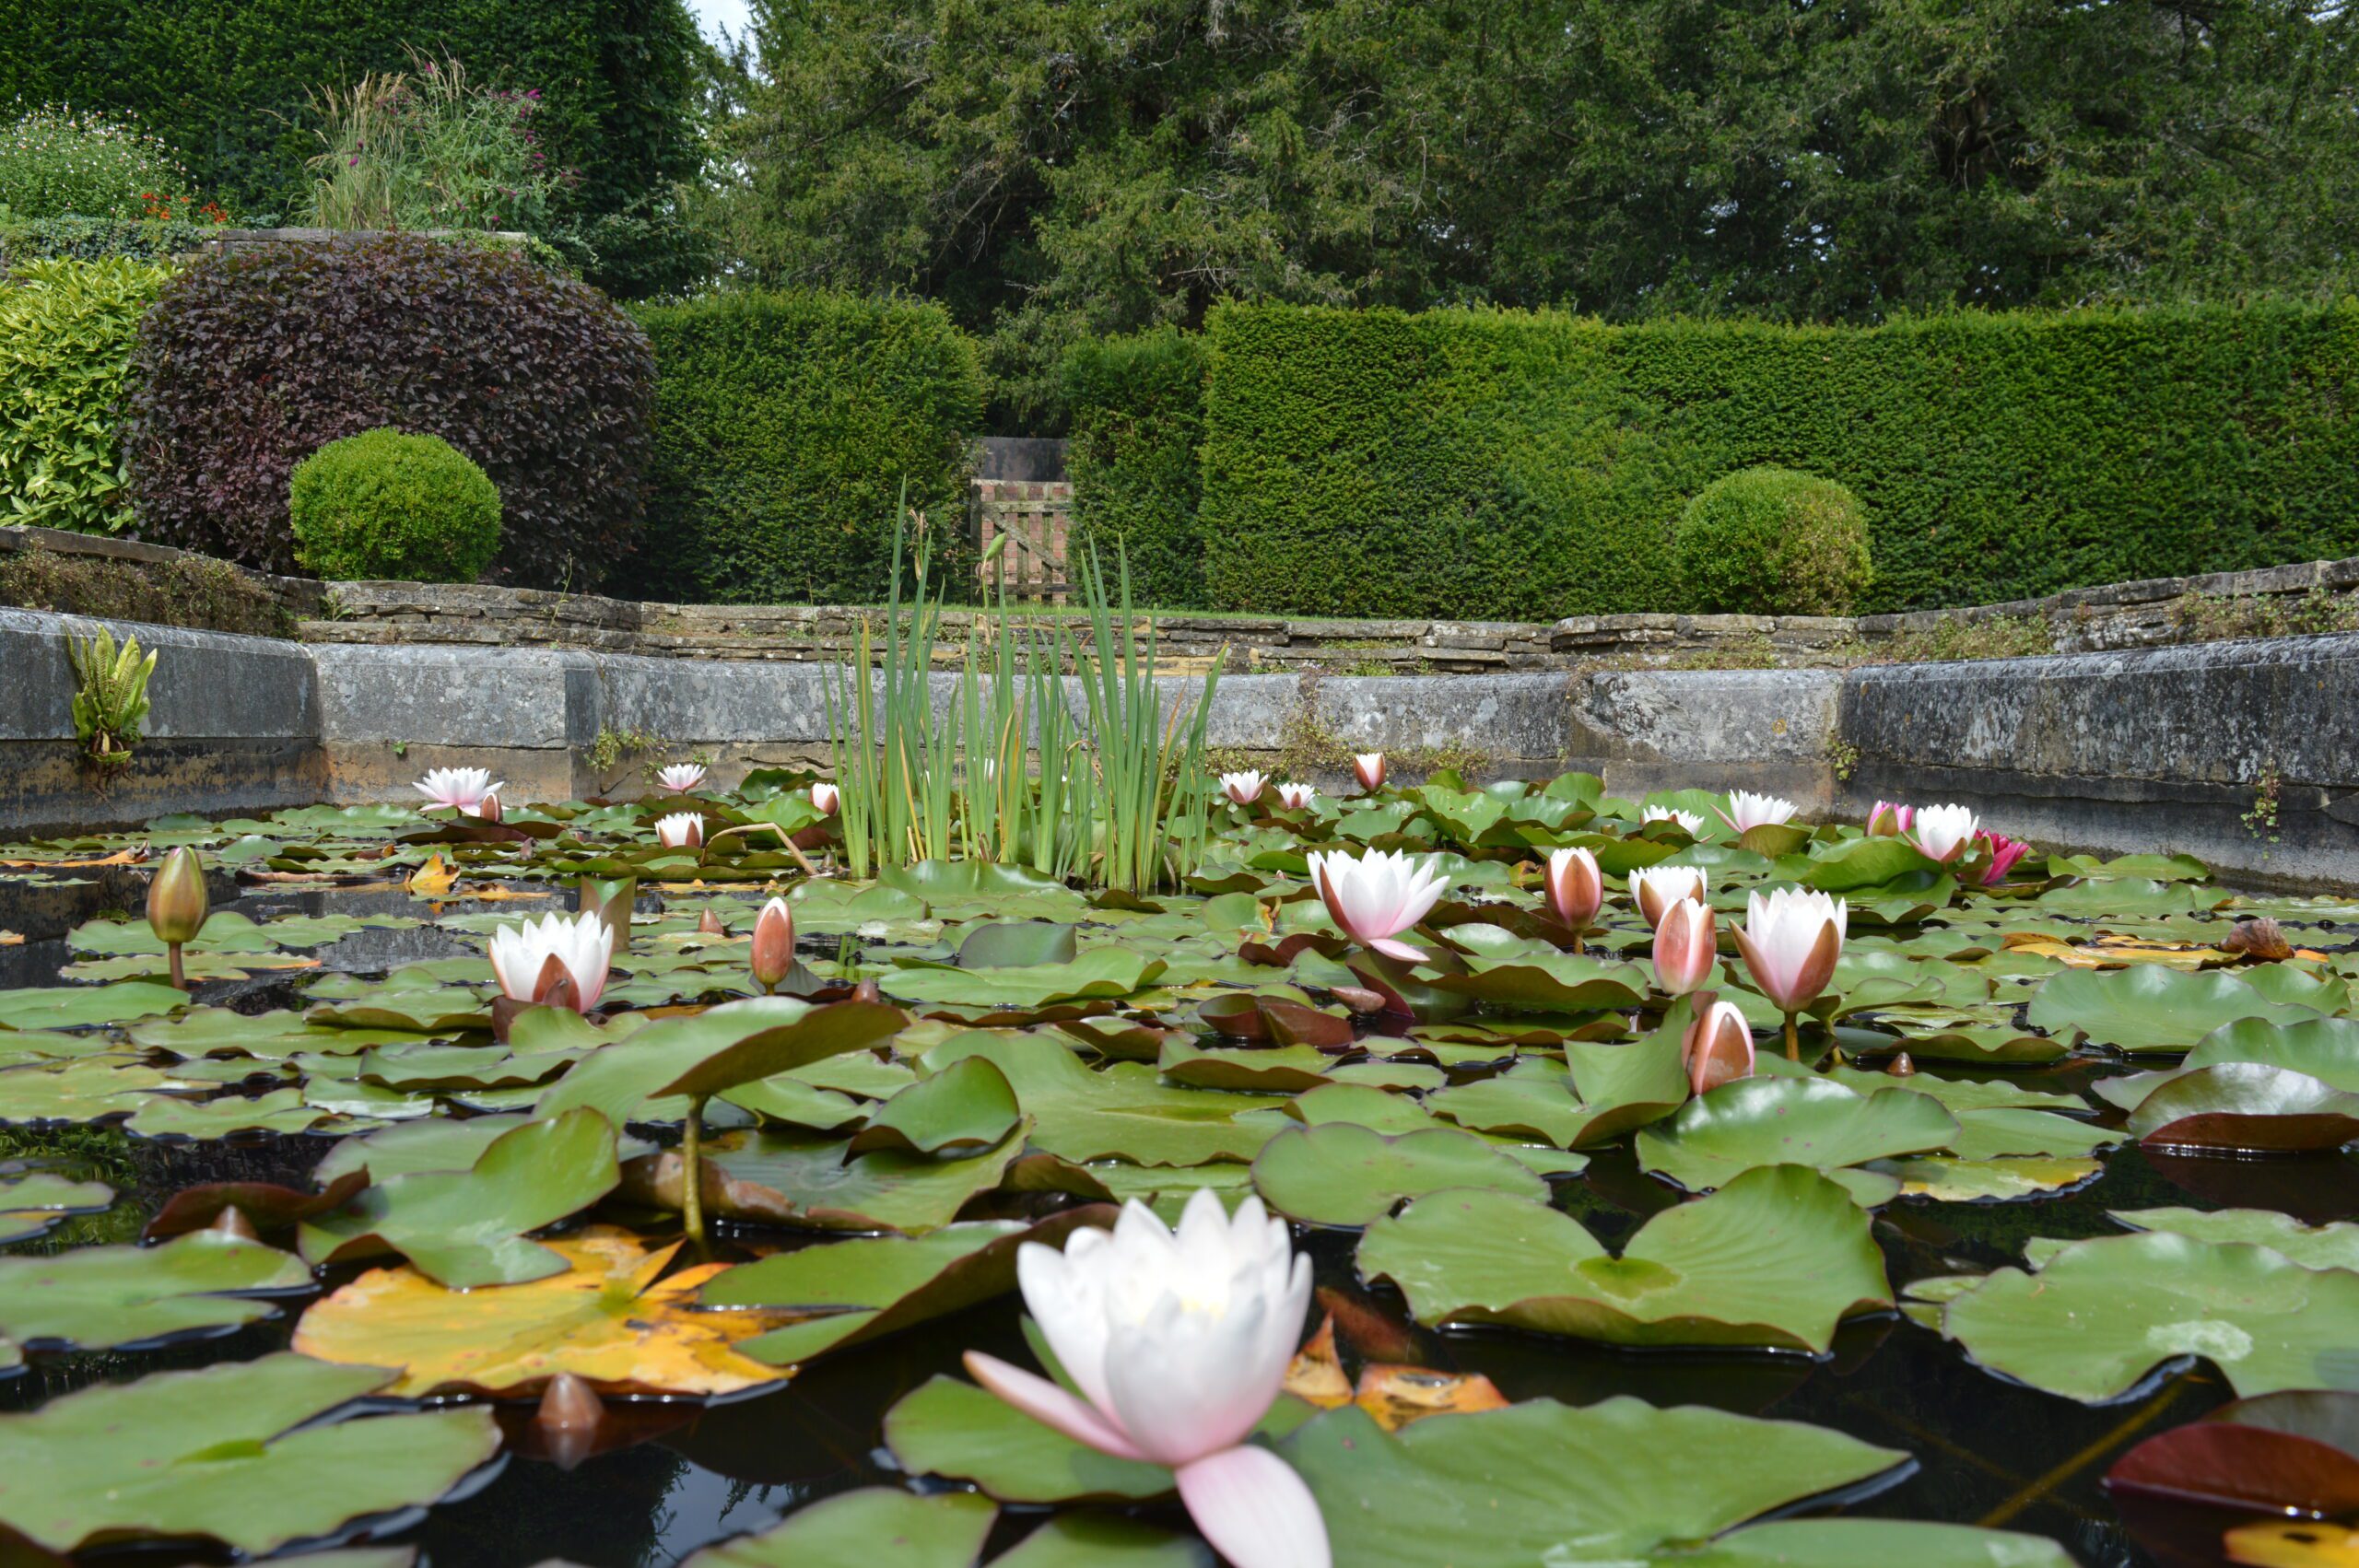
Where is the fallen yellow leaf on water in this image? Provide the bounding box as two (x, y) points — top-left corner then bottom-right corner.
(452, 885), (552, 903)
(0, 848), (146, 869)
(1282, 1314), (1509, 1431)
(2001, 932), (2236, 970)
(405, 854), (458, 896)
(2227, 1522), (2359, 1567)
(0, 931), (20, 946)
(291, 1226), (798, 1398)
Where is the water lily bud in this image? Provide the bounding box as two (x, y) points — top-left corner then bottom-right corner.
(1731, 887), (1847, 1015)
(751, 897), (794, 992)
(578, 876), (636, 948)
(698, 908), (727, 937)
(1353, 753), (1385, 792)
(477, 790), (503, 823)
(146, 846), (209, 946)
(1886, 1051), (1918, 1077)
(811, 781), (840, 815)
(1630, 865), (1708, 929)
(1545, 847), (1602, 930)
(1682, 995), (1755, 1096)
(1651, 898), (1716, 996)
(207, 1205), (260, 1243)
(2223, 917), (2293, 962)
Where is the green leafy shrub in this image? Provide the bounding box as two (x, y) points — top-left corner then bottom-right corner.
(125, 234), (652, 588)
(1198, 300), (2359, 615)
(1675, 468), (1871, 615)
(1062, 329), (1208, 607)
(0, 256), (176, 532)
(633, 290), (985, 604)
(65, 624), (154, 774)
(0, 107), (194, 220)
(0, 216), (223, 266)
(288, 428), (502, 582)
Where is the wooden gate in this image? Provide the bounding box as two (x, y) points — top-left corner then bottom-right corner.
(970, 478), (1073, 601)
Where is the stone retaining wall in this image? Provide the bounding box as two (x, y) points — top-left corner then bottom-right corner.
(301, 553), (2359, 674)
(5, 605), (2355, 888)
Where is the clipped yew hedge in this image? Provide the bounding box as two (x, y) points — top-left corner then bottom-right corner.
(123, 234), (653, 588)
(1062, 328), (1209, 606)
(1191, 301), (2359, 616)
(633, 289), (984, 604)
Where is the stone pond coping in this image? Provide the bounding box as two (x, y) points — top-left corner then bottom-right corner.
(4, 605), (2355, 891)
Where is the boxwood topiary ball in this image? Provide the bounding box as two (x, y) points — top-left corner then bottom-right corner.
(1674, 466), (1872, 617)
(288, 427), (502, 583)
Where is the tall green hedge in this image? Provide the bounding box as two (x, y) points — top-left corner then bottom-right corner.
(0, 0), (703, 287)
(634, 290), (986, 604)
(1062, 329), (1208, 607)
(1195, 300), (2359, 616)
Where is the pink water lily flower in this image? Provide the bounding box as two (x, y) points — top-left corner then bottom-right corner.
(1732, 886), (1847, 1014)
(654, 812), (704, 848)
(1684, 995), (1756, 1095)
(1307, 848), (1449, 963)
(1643, 804), (1706, 836)
(1653, 898), (1716, 996)
(1220, 770), (1268, 806)
(1630, 864), (1709, 929)
(1276, 781), (1318, 811)
(416, 766), (501, 813)
(965, 1191), (1329, 1568)
(487, 909), (613, 1014)
(811, 781), (840, 815)
(1353, 753), (1385, 792)
(1718, 790), (1798, 835)
(1867, 801), (1914, 837)
(656, 763), (707, 794)
(1545, 846), (1602, 931)
(1966, 831), (2031, 885)
(1909, 802), (1979, 863)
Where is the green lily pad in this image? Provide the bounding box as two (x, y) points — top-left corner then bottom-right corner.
(881, 949), (1168, 1009)
(1359, 1165), (1889, 1352)
(1423, 951), (1652, 1014)
(538, 996), (902, 1124)
(2126, 1062), (2359, 1153)
(702, 1212), (1109, 1364)
(0, 1231), (311, 1350)
(2047, 1207), (2359, 1273)
(0, 981), (185, 1032)
(1872, 1156), (2105, 1202)
(1944, 1107), (2116, 1160)
(1637, 1077), (1959, 1195)
(623, 1125), (1028, 1234)
(299, 1107), (621, 1287)
(1281, 1398), (1906, 1568)
(0, 1353), (499, 1555)
(0, 1056), (172, 1124)
(1642, 1519), (2075, 1568)
(680, 1488), (997, 1568)
(925, 1032), (1287, 1166)
(1157, 1036), (1337, 1092)
(124, 1088), (331, 1140)
(992, 1516), (1212, 1568)
(1819, 1065), (2085, 1113)
(1250, 1122), (1550, 1227)
(0, 1173), (111, 1244)
(1426, 1058), (1589, 1146)
(305, 987), (492, 1035)
(1918, 1230), (2359, 1401)
(2027, 966), (2321, 1054)
(848, 1056), (1023, 1156)
(1558, 1001), (1698, 1146)
(957, 919), (1080, 968)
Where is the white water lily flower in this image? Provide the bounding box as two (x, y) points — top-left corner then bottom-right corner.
(415, 766), (500, 813)
(487, 909), (613, 1014)
(1643, 804), (1706, 835)
(1911, 802), (1980, 863)
(811, 781), (840, 814)
(1307, 848), (1449, 962)
(1219, 770), (1268, 806)
(1718, 790), (1798, 834)
(966, 1191), (1330, 1568)
(654, 812), (703, 848)
(656, 763), (707, 794)
(1630, 864), (1710, 928)
(1275, 781), (1317, 810)
(1731, 886), (1847, 1014)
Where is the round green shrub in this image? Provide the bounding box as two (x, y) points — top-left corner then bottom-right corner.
(288, 428), (502, 582)
(1674, 466), (1872, 615)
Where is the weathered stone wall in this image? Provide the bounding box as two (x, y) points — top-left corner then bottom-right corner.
(6, 605), (2356, 889)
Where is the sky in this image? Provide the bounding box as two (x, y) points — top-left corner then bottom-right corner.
(687, 0), (755, 47)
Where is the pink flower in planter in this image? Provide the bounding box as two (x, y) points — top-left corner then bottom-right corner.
(965, 1191), (1329, 1568)
(1307, 848), (1449, 963)
(1652, 898), (1716, 996)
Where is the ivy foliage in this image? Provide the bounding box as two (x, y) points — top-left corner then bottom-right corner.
(0, 256), (176, 533)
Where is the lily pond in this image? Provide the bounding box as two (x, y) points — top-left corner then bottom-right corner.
(3, 769), (2357, 1568)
